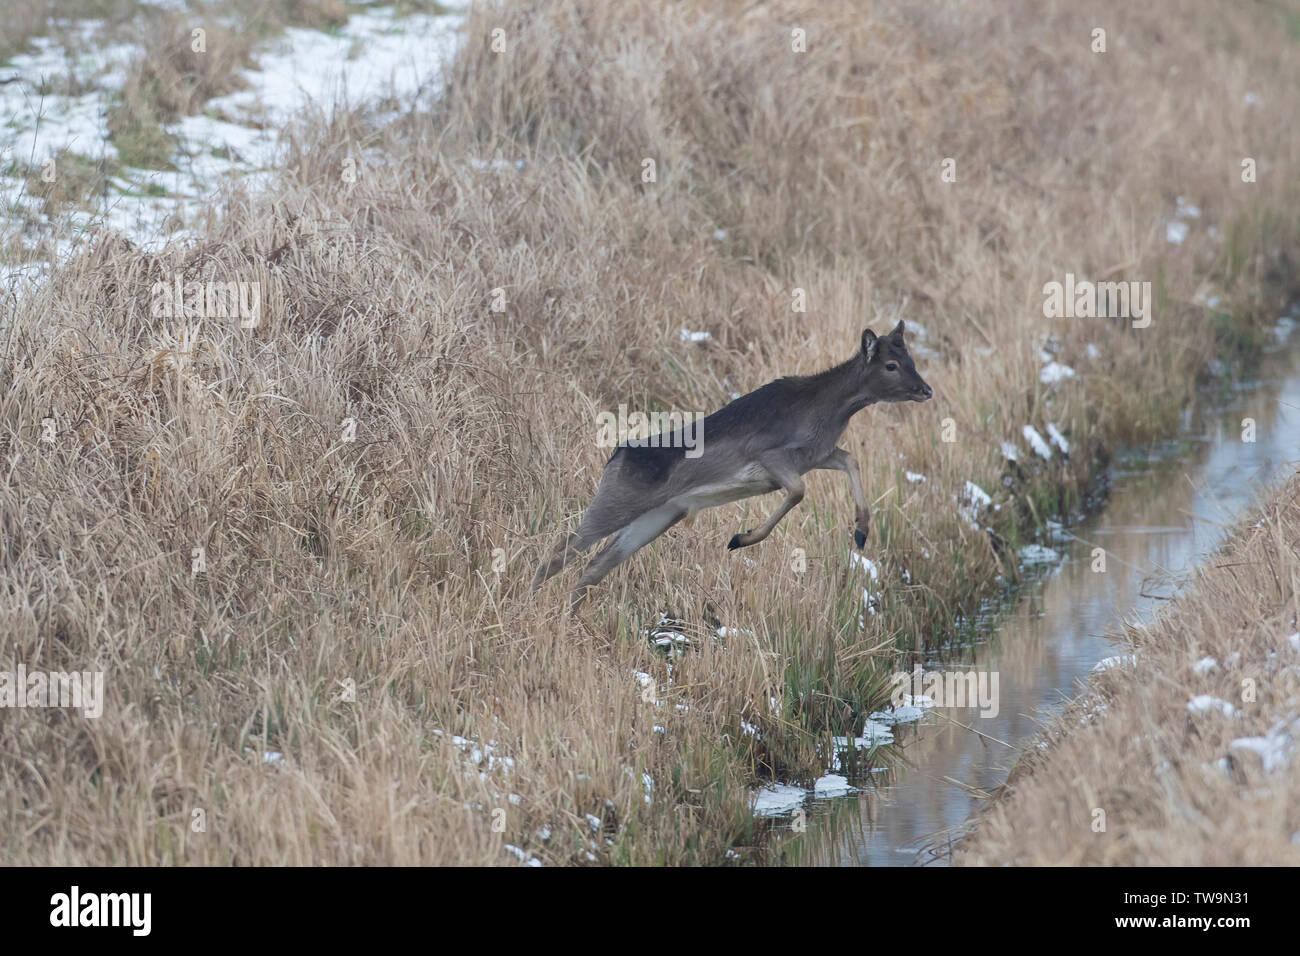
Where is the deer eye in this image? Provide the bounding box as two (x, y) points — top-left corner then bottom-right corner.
(885, 362), (898, 372)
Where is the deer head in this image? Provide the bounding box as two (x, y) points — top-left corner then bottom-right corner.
(860, 320), (933, 403)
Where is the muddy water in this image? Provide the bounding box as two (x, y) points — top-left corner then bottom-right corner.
(790, 333), (1300, 866)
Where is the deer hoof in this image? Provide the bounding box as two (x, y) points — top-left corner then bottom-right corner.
(854, 529), (867, 550)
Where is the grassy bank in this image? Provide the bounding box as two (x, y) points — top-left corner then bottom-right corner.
(3, 0), (1300, 865)
(957, 469), (1300, 865)
(2, 0), (394, 262)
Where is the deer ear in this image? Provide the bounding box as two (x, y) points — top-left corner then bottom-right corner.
(861, 328), (878, 361)
(890, 319), (906, 341)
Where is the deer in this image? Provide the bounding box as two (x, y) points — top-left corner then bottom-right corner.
(532, 320), (933, 606)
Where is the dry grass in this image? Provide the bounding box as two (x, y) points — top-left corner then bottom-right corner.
(107, 14), (258, 169)
(0, 1), (141, 63)
(2, 0), (1300, 864)
(104, 0), (370, 170)
(958, 469), (1300, 865)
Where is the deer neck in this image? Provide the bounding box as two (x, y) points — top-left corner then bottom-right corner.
(817, 356), (877, 424)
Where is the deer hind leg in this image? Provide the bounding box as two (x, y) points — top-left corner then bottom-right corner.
(532, 497), (634, 591)
(727, 459), (805, 551)
(532, 531), (589, 591)
(571, 502), (686, 608)
(817, 447), (870, 549)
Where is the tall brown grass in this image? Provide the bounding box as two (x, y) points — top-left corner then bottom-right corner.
(2, 0), (1300, 864)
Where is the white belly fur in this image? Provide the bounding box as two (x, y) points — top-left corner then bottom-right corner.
(671, 462), (775, 517)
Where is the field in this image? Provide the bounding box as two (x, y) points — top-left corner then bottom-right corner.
(2, 0), (1300, 865)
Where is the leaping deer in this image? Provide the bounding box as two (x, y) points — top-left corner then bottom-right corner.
(533, 321), (933, 605)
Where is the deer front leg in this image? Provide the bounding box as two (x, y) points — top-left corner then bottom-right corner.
(727, 458), (805, 551)
(817, 447), (870, 550)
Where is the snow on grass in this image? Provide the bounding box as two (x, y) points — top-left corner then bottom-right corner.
(1039, 361), (1076, 385)
(955, 479), (992, 529)
(431, 728), (516, 776)
(964, 480), (992, 506)
(716, 625), (756, 641)
(904, 470), (927, 483)
(1192, 656), (1219, 676)
(848, 551), (879, 581)
(469, 157), (525, 171)
(1228, 717), (1296, 773)
(1022, 425), (1053, 460)
(1092, 654), (1137, 672)
(1187, 695), (1237, 718)
(2, 6), (467, 265)
(504, 844), (543, 866)
(209, 9), (461, 135)
(860, 587), (877, 618)
(1045, 423), (1070, 455)
(0, 26), (137, 161)
(1166, 220), (1190, 245)
(1077, 697), (1109, 726)
(648, 617), (691, 650)
(1000, 441), (1019, 462)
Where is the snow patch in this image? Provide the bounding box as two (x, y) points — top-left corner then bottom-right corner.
(1229, 719), (1295, 773)
(752, 784), (806, 817)
(813, 774), (856, 798)
(1019, 544), (1062, 566)
(1187, 695), (1236, 718)
(1022, 425), (1053, 460)
(869, 704), (925, 725)
(956, 480), (993, 529)
(848, 551), (879, 581)
(1039, 362), (1076, 385)
(1046, 423), (1070, 455)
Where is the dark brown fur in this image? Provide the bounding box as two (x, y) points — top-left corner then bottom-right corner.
(534, 321), (932, 604)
